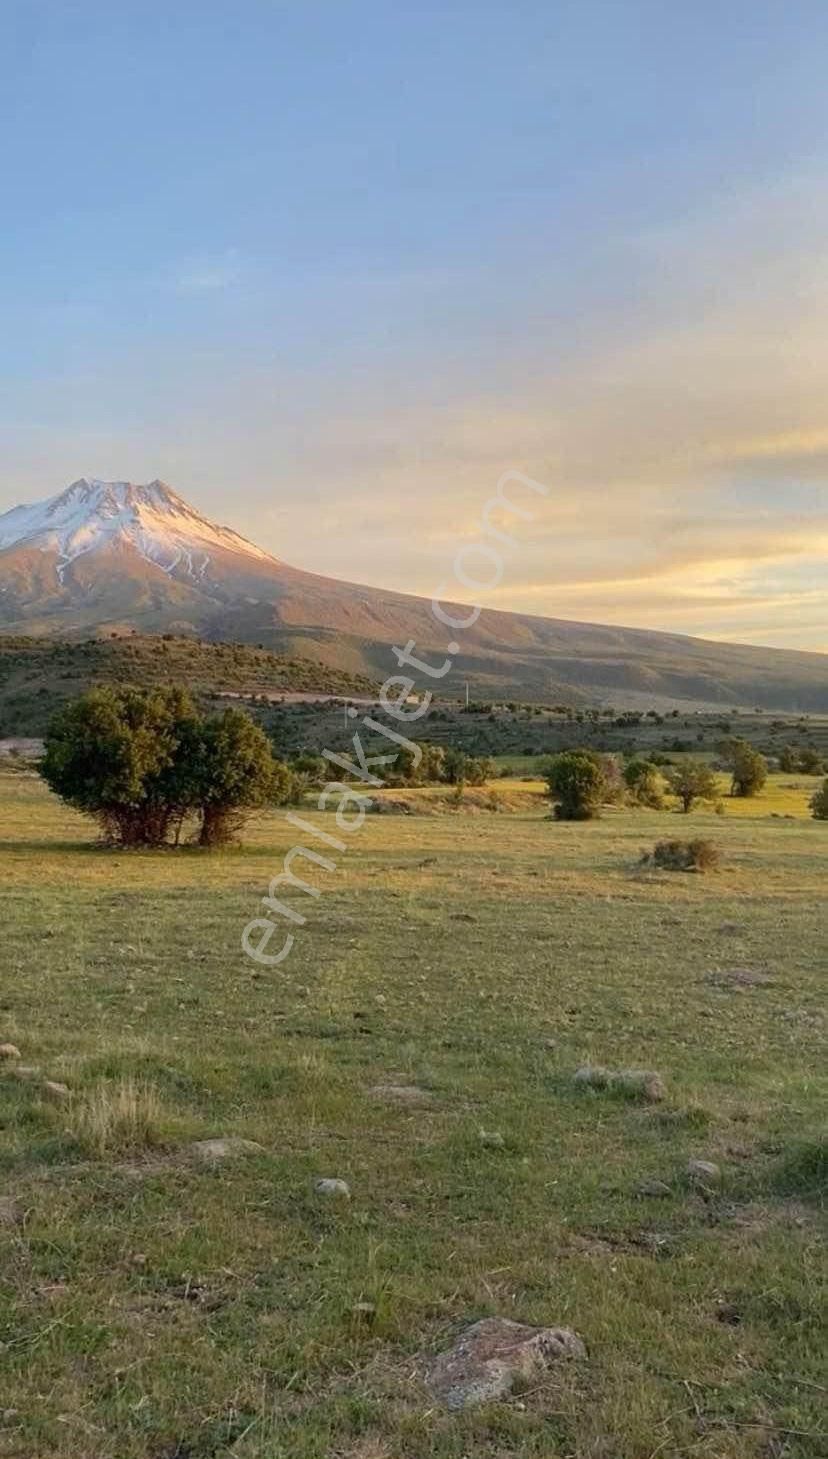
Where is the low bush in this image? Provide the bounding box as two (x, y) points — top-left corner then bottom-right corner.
(810, 778), (828, 820)
(642, 838), (721, 873)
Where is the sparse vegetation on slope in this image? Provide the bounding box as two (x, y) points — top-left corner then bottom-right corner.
(0, 634), (377, 735)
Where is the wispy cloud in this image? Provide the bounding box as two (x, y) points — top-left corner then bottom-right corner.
(173, 251), (241, 294)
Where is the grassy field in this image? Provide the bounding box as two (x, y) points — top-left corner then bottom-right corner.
(0, 766), (825, 1458)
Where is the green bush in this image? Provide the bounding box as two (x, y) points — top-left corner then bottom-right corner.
(545, 750), (607, 820)
(623, 758), (667, 809)
(810, 778), (828, 820)
(41, 688), (283, 849)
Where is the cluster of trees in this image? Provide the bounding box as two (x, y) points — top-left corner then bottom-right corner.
(39, 686), (828, 843)
(779, 745), (826, 775)
(544, 750), (723, 819)
(41, 686), (292, 848)
(320, 742), (494, 789)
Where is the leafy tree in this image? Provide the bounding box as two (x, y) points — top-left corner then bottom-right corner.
(193, 708), (280, 847)
(289, 752), (327, 786)
(441, 747), (492, 787)
(41, 689), (282, 848)
(799, 747), (825, 775)
(721, 737), (768, 797)
(388, 745), (420, 785)
(420, 743), (446, 784)
(810, 778), (828, 820)
(464, 754), (494, 787)
(667, 758), (719, 814)
(623, 758), (667, 809)
(41, 685), (198, 846)
(545, 750), (607, 820)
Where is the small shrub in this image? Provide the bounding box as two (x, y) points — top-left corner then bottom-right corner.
(643, 838), (720, 873)
(768, 1137), (826, 1201)
(810, 778), (828, 820)
(624, 758), (668, 809)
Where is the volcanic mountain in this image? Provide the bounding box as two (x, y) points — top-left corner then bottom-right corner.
(0, 477), (825, 710)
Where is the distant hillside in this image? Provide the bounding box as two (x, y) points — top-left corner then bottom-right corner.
(1, 478), (826, 711)
(0, 635), (377, 736)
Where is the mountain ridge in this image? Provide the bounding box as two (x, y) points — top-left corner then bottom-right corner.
(0, 478), (826, 711)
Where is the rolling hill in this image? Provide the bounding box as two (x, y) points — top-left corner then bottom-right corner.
(0, 477), (826, 711)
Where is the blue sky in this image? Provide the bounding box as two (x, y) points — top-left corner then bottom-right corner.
(1, 2), (826, 648)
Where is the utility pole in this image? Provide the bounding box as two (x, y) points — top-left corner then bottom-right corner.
(465, 681), (469, 709)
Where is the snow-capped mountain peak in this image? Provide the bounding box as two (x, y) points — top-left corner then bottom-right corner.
(0, 477), (277, 583)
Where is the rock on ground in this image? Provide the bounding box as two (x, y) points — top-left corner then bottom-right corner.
(478, 1129), (505, 1148)
(428, 1317), (586, 1411)
(188, 1138), (265, 1163)
(635, 1178), (673, 1198)
(0, 1044), (21, 1060)
(314, 1177), (351, 1198)
(42, 1081), (71, 1102)
(574, 1066), (666, 1102)
(705, 968), (773, 989)
(687, 1158), (721, 1185)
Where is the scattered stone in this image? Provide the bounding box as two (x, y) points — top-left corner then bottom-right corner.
(428, 1317), (586, 1411)
(42, 1081), (70, 1103)
(478, 1129), (505, 1149)
(574, 1066), (666, 1102)
(634, 1072), (667, 1103)
(188, 1138), (265, 1163)
(369, 1084), (433, 1104)
(10, 1066), (40, 1081)
(0, 1044), (21, 1060)
(635, 1179), (673, 1198)
(450, 912), (477, 922)
(0, 1197), (23, 1227)
(705, 968), (773, 990)
(574, 1065), (611, 1088)
(352, 1301), (376, 1321)
(314, 1177), (351, 1199)
(687, 1159), (721, 1186)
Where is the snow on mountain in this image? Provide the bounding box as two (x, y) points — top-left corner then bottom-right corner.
(0, 477), (825, 712)
(0, 478), (276, 583)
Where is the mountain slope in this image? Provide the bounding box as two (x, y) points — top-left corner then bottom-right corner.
(0, 478), (826, 710)
(0, 634), (377, 737)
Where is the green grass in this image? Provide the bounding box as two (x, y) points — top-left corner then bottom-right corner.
(0, 766), (825, 1457)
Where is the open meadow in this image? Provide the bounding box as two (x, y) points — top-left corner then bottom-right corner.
(0, 765), (825, 1458)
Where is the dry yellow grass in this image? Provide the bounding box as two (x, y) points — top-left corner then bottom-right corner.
(70, 1076), (166, 1156)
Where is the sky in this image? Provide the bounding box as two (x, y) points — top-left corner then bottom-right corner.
(1, 1), (826, 651)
